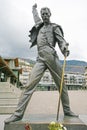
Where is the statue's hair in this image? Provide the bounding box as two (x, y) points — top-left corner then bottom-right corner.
(40, 7), (51, 16)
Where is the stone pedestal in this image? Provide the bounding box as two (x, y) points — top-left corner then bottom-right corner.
(4, 115), (87, 130)
(4, 91), (87, 130)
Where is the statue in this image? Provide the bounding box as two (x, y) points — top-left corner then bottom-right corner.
(4, 4), (78, 124)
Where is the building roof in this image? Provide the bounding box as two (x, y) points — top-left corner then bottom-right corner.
(4, 57), (19, 67)
(0, 56), (17, 78)
(4, 57), (22, 74)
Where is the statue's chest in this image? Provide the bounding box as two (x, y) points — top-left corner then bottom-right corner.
(39, 25), (53, 36)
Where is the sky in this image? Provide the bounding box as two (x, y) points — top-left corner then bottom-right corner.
(0, 0), (87, 61)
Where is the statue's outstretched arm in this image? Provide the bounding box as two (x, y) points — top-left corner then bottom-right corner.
(32, 4), (42, 27)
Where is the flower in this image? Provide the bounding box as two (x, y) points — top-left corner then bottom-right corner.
(50, 121), (56, 125)
(48, 122), (67, 130)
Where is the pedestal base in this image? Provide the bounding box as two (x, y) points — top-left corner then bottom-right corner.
(4, 115), (87, 130)
(4, 91), (87, 130)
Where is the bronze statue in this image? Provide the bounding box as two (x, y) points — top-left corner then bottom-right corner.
(4, 4), (78, 124)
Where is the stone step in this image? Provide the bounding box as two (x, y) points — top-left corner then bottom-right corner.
(0, 93), (20, 113)
(0, 82), (22, 114)
(0, 92), (20, 98)
(0, 106), (16, 114)
(0, 87), (21, 93)
(0, 87), (13, 92)
(0, 82), (10, 88)
(0, 82), (21, 94)
(0, 99), (19, 105)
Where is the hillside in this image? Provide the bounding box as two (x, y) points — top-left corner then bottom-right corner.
(25, 59), (87, 74)
(60, 60), (87, 67)
(60, 60), (87, 74)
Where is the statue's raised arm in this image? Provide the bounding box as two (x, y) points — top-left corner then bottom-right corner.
(32, 3), (42, 27)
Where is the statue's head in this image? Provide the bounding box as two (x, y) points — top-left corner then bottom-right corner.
(40, 7), (51, 17)
(40, 7), (51, 23)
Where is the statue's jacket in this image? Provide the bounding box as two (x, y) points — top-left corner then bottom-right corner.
(29, 22), (65, 55)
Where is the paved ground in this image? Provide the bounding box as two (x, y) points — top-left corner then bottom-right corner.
(1, 90), (87, 130)
(25, 90), (87, 115)
(24, 90), (87, 125)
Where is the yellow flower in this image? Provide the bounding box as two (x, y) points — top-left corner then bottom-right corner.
(48, 122), (67, 130)
(50, 121), (56, 125)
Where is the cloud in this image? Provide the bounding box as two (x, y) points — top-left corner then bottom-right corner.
(0, 0), (87, 61)
(0, 0), (35, 59)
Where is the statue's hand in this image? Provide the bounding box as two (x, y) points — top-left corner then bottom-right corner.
(63, 50), (70, 57)
(62, 43), (70, 57)
(32, 3), (37, 9)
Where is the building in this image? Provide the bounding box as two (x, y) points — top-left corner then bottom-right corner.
(2, 57), (85, 91)
(38, 69), (56, 91)
(64, 65), (86, 90)
(84, 67), (87, 89)
(18, 58), (32, 86)
(0, 56), (18, 85)
(64, 72), (86, 90)
(3, 57), (22, 87)
(0, 57), (33, 87)
(37, 65), (86, 90)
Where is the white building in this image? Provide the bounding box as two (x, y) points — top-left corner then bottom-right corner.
(84, 67), (87, 88)
(16, 58), (86, 90)
(64, 72), (85, 90)
(38, 67), (86, 90)
(39, 69), (55, 86)
(38, 69), (56, 90)
(18, 59), (32, 86)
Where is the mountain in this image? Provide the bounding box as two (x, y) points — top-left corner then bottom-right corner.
(25, 58), (87, 74)
(60, 60), (87, 74)
(60, 60), (87, 67)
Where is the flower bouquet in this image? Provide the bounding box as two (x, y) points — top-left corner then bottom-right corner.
(48, 121), (67, 130)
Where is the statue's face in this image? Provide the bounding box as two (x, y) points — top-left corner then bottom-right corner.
(41, 8), (51, 23)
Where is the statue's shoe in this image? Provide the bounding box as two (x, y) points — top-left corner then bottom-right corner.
(64, 111), (78, 117)
(4, 114), (22, 124)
